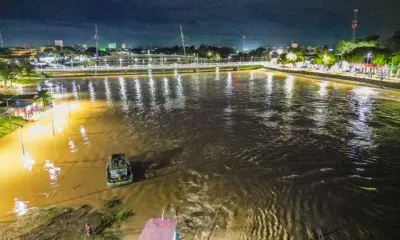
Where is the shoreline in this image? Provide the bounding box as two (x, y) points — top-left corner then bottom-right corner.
(264, 66), (400, 90)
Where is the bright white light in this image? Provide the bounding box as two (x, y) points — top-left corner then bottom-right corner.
(13, 198), (28, 216)
(104, 78), (112, 105)
(287, 52), (296, 61)
(79, 125), (89, 145)
(250, 71), (254, 80)
(88, 81), (96, 102)
(163, 78), (170, 98)
(352, 87), (376, 97)
(68, 138), (77, 153)
(44, 160), (61, 181)
(118, 77), (128, 112)
(134, 78), (142, 105)
(285, 75), (294, 98)
(22, 153), (35, 172)
(72, 81), (79, 100)
(318, 81), (328, 97)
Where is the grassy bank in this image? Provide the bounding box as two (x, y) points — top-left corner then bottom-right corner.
(0, 117), (26, 138)
(239, 65), (263, 70)
(0, 197), (131, 240)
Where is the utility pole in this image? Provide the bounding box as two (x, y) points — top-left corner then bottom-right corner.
(352, 9), (359, 42)
(95, 24), (99, 58)
(0, 30), (3, 48)
(180, 25), (187, 59)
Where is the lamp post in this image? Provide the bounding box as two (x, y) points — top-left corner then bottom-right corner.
(367, 53), (372, 64)
(13, 123), (25, 156)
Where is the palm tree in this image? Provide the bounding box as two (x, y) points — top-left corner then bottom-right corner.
(0, 62), (12, 88)
(35, 90), (53, 108)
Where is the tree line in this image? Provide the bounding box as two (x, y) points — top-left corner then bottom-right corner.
(0, 59), (35, 89)
(277, 31), (400, 77)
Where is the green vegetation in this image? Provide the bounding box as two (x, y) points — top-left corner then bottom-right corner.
(0, 116), (26, 138)
(0, 59), (36, 87)
(35, 89), (53, 108)
(239, 65), (263, 70)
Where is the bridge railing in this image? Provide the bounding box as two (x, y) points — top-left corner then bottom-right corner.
(35, 62), (267, 72)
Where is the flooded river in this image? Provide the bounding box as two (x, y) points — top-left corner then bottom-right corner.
(1, 71), (400, 239)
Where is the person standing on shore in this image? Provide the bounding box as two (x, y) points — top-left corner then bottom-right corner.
(86, 223), (93, 238)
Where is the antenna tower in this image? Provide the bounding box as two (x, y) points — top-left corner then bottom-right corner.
(180, 25), (187, 58)
(352, 9), (359, 42)
(95, 24), (99, 57)
(0, 30), (4, 48)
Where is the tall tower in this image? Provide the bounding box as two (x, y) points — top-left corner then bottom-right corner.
(180, 25), (186, 58)
(95, 24), (99, 57)
(0, 30), (3, 48)
(242, 35), (246, 51)
(352, 9), (359, 42)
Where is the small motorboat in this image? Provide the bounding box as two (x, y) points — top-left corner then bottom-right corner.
(106, 153), (133, 188)
(139, 217), (180, 240)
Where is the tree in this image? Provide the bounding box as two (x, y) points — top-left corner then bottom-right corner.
(390, 53), (400, 77)
(387, 31), (400, 52)
(20, 60), (34, 80)
(322, 52), (338, 69)
(277, 53), (290, 66)
(371, 53), (387, 67)
(343, 48), (366, 71)
(335, 39), (377, 54)
(0, 62), (13, 88)
(35, 90), (53, 108)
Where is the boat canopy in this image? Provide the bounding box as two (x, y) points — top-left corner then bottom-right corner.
(139, 218), (178, 240)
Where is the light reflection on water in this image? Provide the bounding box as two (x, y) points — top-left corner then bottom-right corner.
(88, 81), (96, 102)
(13, 198), (28, 216)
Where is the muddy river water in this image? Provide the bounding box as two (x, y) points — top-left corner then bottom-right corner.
(1, 71), (400, 239)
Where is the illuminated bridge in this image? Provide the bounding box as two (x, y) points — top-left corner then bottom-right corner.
(35, 62), (267, 72)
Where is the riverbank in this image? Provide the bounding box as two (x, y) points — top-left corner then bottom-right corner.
(264, 66), (400, 90)
(0, 197), (131, 239)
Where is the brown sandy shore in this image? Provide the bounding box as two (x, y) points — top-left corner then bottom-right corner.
(0, 197), (131, 240)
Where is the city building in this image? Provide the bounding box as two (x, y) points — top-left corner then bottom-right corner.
(54, 40), (64, 47)
(121, 42), (127, 49)
(0, 94), (40, 121)
(108, 43), (117, 49)
(291, 41), (299, 48)
(40, 45), (56, 52)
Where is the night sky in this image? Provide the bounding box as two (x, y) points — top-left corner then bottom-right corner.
(1, 0), (399, 48)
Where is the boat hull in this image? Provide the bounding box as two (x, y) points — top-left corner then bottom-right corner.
(106, 176), (133, 188)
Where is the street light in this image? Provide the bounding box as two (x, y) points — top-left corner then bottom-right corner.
(287, 52), (296, 61)
(13, 123), (25, 157)
(367, 53), (372, 64)
(323, 54), (329, 62)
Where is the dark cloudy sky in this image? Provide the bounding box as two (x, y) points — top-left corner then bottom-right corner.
(1, 0), (399, 48)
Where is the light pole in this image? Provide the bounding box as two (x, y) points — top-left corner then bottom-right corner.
(104, 59), (107, 68)
(13, 123), (25, 157)
(367, 53), (372, 64)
